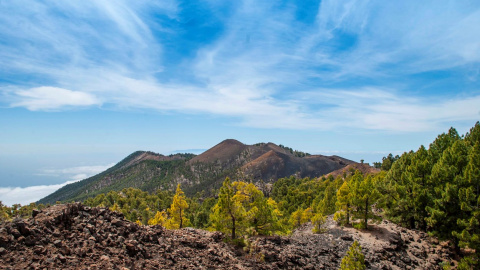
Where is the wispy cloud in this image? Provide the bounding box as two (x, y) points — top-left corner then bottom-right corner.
(307, 0), (480, 77)
(299, 88), (480, 132)
(1, 1), (479, 132)
(39, 164), (115, 181)
(11, 86), (100, 111)
(0, 163), (114, 206)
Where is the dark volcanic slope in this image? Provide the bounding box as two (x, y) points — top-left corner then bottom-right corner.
(189, 139), (248, 164)
(0, 204), (456, 269)
(39, 140), (355, 204)
(241, 146), (353, 181)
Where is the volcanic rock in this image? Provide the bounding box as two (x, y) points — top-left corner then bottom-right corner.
(0, 203), (457, 269)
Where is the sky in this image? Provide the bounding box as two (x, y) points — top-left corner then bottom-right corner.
(1, 0), (479, 206)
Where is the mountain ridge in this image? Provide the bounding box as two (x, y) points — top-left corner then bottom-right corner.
(38, 140), (357, 204)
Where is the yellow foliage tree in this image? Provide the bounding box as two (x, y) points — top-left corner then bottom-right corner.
(166, 184), (190, 229)
(148, 210), (168, 226)
(311, 213), (327, 234)
(110, 203), (121, 212)
(0, 201), (9, 221)
(289, 207), (312, 229)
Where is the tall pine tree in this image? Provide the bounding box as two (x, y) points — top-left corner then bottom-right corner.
(336, 180), (352, 226)
(210, 177), (244, 239)
(350, 172), (379, 230)
(426, 140), (469, 248)
(166, 184), (190, 229)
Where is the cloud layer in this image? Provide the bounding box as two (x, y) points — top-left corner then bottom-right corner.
(1, 0), (479, 132)
(0, 164), (114, 206)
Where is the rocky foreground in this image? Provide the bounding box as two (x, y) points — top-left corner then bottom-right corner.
(0, 204), (457, 269)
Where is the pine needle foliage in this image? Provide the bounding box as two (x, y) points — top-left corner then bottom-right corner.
(340, 241), (366, 270)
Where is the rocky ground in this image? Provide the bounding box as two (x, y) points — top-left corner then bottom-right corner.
(0, 203), (458, 269)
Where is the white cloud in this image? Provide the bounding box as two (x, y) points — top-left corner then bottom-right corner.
(0, 163), (114, 206)
(0, 181), (76, 206)
(11, 87), (101, 111)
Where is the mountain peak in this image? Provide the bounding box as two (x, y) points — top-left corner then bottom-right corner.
(220, 139), (245, 145)
(189, 139), (247, 164)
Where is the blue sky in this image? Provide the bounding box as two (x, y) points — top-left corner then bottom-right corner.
(1, 0), (480, 205)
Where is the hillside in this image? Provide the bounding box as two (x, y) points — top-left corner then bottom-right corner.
(38, 140), (355, 204)
(0, 203), (456, 269)
(325, 163), (380, 179)
(38, 152), (195, 204)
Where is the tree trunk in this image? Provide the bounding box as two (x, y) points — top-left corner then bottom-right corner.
(179, 208), (183, 229)
(409, 216), (415, 229)
(421, 209), (427, 231)
(346, 203), (350, 225)
(231, 215), (236, 239)
(364, 198), (368, 230)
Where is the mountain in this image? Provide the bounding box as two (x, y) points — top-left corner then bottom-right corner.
(38, 140), (356, 204)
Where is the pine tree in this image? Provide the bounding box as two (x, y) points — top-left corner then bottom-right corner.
(192, 197), (216, 229)
(211, 178), (284, 238)
(464, 121), (480, 147)
(454, 142), (480, 263)
(340, 241), (366, 270)
(210, 177), (246, 239)
(311, 213), (327, 233)
(378, 146), (435, 230)
(318, 183), (337, 215)
(428, 127), (461, 164)
(288, 207), (312, 229)
(247, 195), (282, 235)
(381, 153), (399, 171)
(336, 181), (352, 226)
(408, 145), (433, 230)
(109, 203), (121, 213)
(0, 201), (9, 221)
(377, 151), (418, 228)
(289, 208), (305, 228)
(427, 140), (469, 248)
(350, 173), (379, 230)
(166, 184), (190, 229)
(235, 181), (282, 235)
